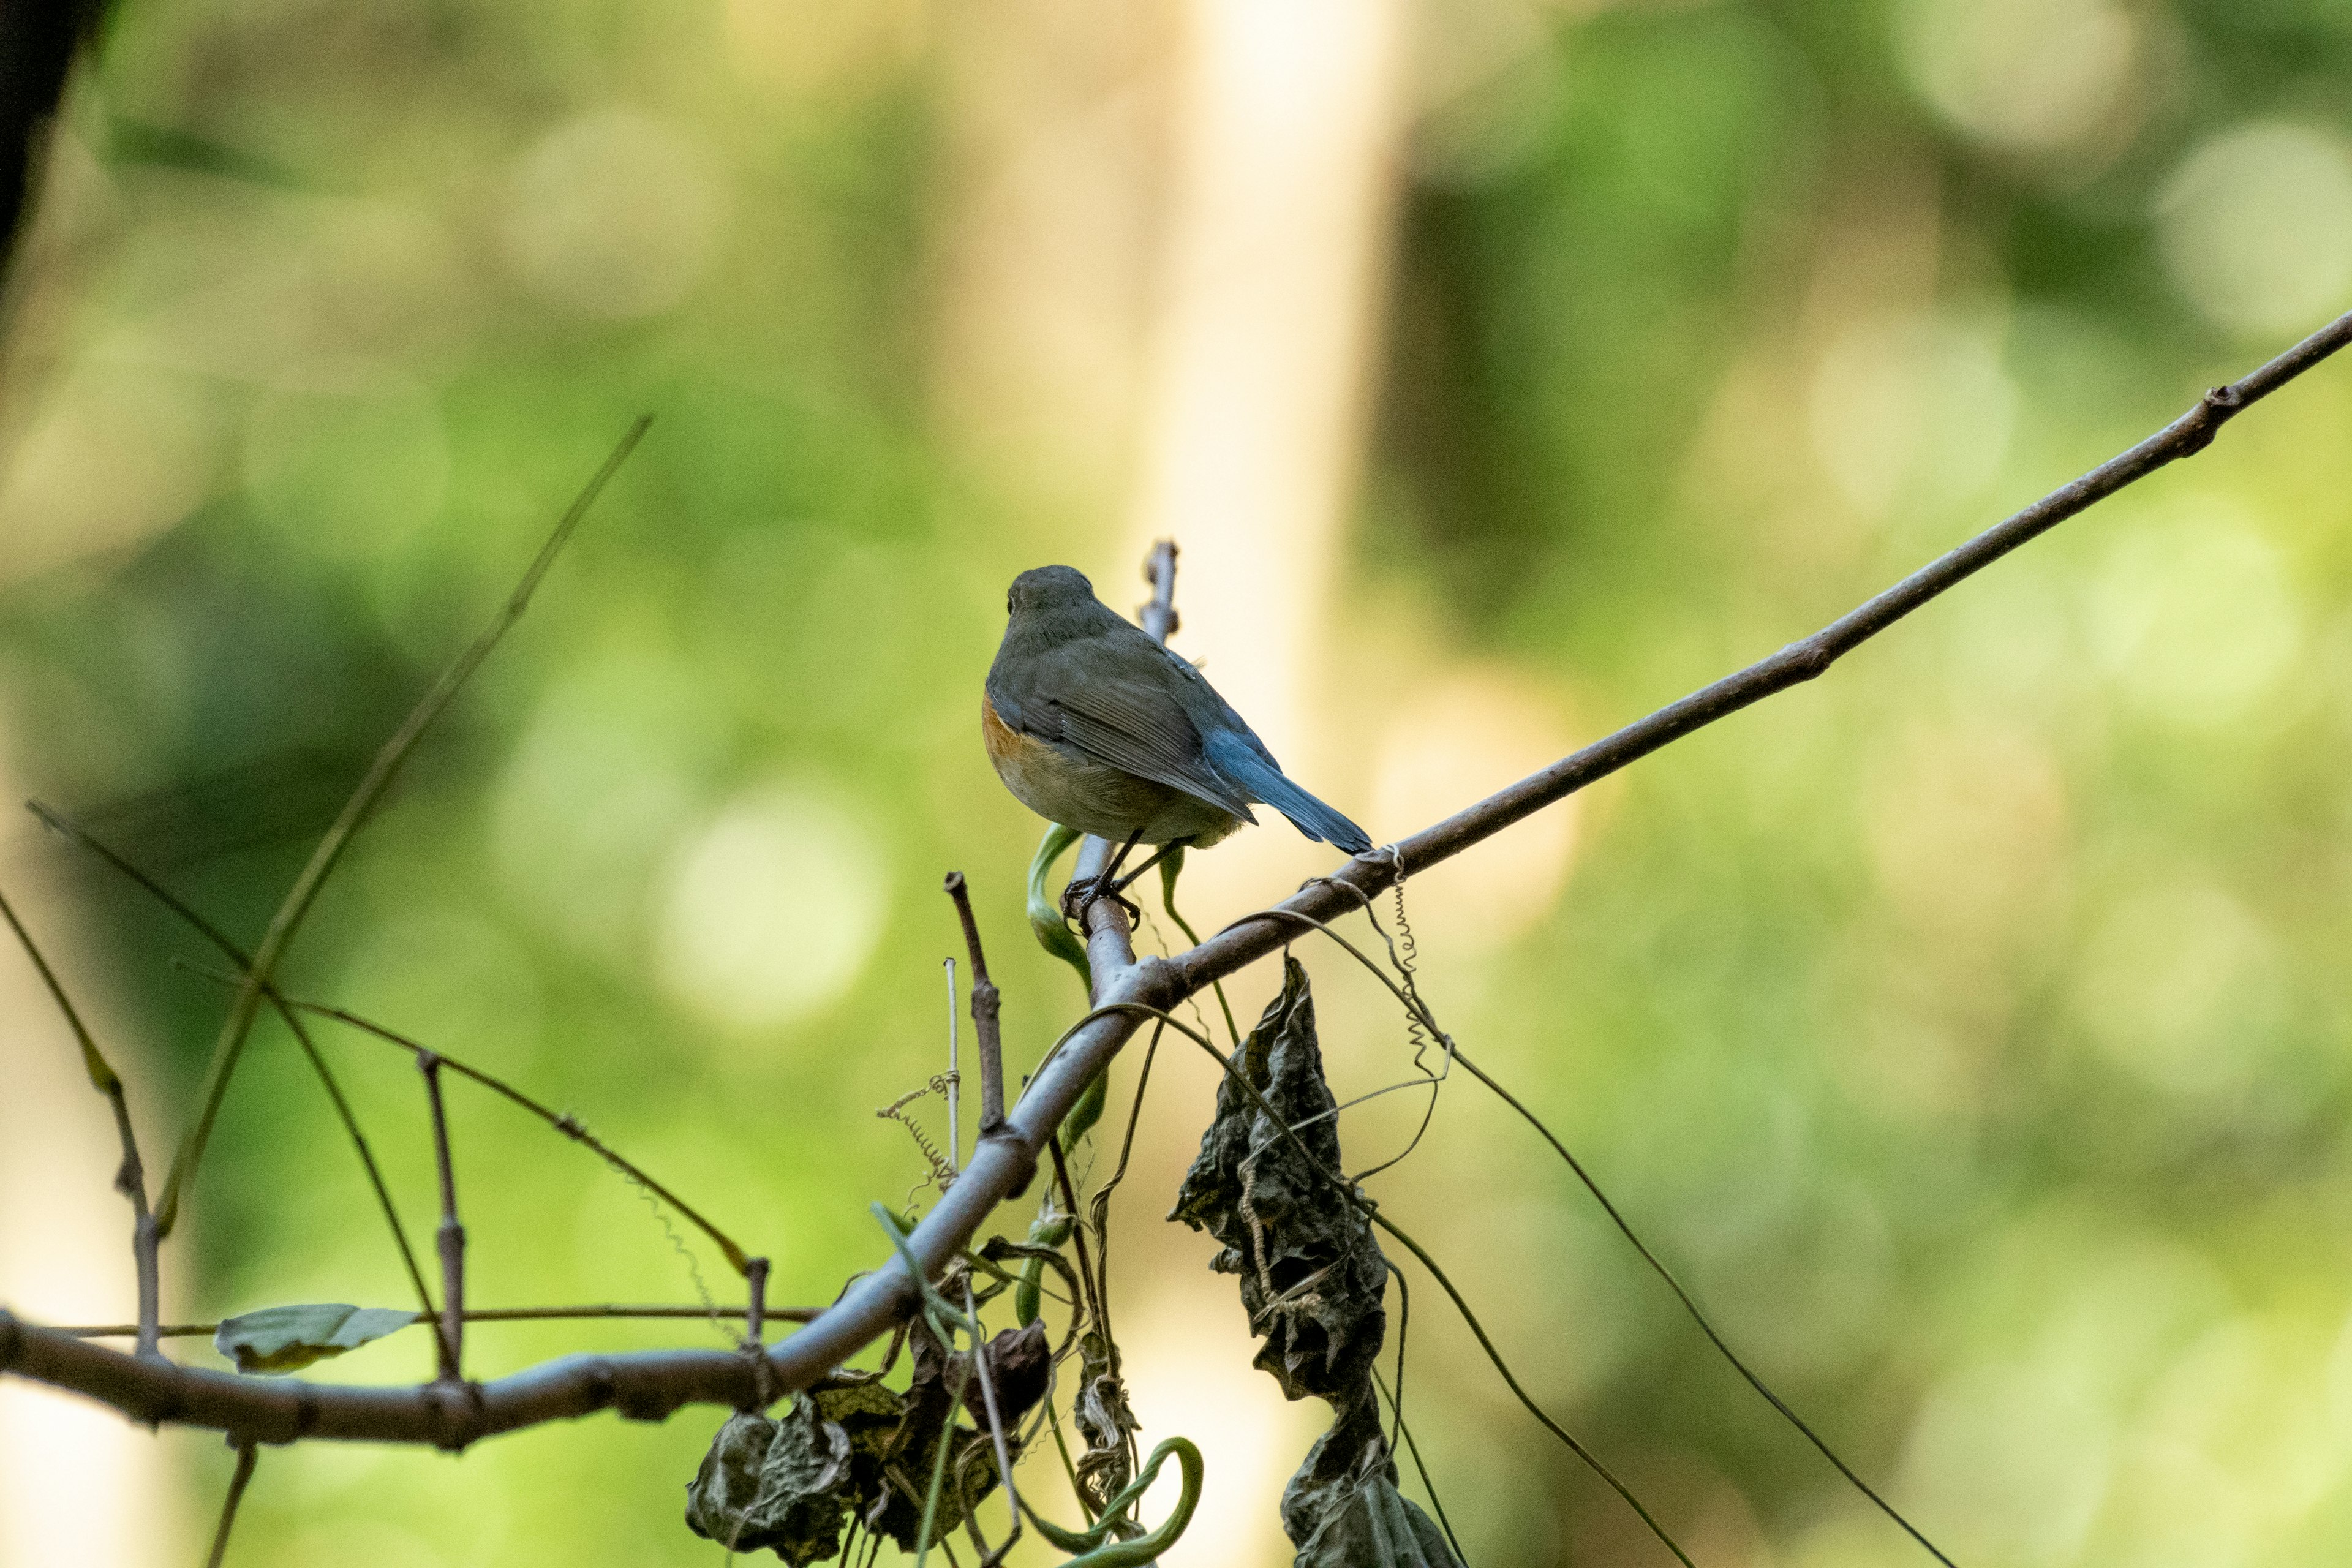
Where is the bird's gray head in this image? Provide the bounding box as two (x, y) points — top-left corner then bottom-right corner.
(1006, 565), (1098, 617)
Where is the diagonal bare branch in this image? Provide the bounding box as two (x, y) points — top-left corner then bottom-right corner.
(154, 416), (651, 1238)
(5, 308), (2350, 1453)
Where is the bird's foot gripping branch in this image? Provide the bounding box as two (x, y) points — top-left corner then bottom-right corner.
(4, 309), (2352, 1564)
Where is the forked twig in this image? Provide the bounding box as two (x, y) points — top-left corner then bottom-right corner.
(155, 416), (650, 1238)
(9, 313), (2352, 1491)
(28, 802), (435, 1314)
(942, 873), (1005, 1136)
(167, 963), (752, 1275)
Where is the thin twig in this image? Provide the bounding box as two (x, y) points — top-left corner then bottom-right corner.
(418, 1054), (464, 1383)
(1083, 1021), (1163, 1346)
(202, 1441), (258, 1568)
(744, 1257), (769, 1348)
(56, 1303), (821, 1339)
(962, 1279), (1023, 1567)
(943, 873), (1005, 1135)
(1371, 1209), (1692, 1567)
(0, 886), (160, 1357)
(1373, 1366), (1466, 1567)
(944, 958), (961, 1175)
(10, 315), (2352, 1464)
(1449, 1045), (1953, 1566)
(29, 804), (436, 1317)
(154, 416), (650, 1239)
(167, 962), (750, 1274)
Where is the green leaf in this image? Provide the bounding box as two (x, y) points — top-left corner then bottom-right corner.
(213, 1303), (419, 1374)
(1026, 823), (1091, 991)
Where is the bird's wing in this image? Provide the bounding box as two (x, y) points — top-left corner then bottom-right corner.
(1052, 678), (1259, 820)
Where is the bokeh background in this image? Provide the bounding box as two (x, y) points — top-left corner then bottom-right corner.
(4, 0), (2352, 1564)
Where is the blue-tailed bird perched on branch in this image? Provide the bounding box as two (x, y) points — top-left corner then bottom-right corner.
(984, 565), (1371, 907)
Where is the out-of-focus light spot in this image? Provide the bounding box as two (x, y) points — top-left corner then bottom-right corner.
(243, 374), (450, 561)
(2088, 501), (2301, 727)
(2135, 1318), (2338, 1529)
(2158, 123), (2352, 340)
(1369, 665), (1578, 943)
(1408, 0), (1559, 186)
(0, 360), (218, 585)
(657, 781), (888, 1031)
(1807, 315), (2015, 517)
(1899, 1360), (2116, 1564)
(494, 657), (722, 960)
(332, 909), (546, 1071)
(724, 0), (924, 94)
(502, 110), (727, 321)
(280, 1523), (447, 1568)
(1864, 718), (2068, 953)
(2073, 881), (2282, 1101)
(1896, 0), (2140, 159)
(1122, 1297), (1314, 1567)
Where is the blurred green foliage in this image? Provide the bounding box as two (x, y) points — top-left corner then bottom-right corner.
(6, 1), (2352, 1566)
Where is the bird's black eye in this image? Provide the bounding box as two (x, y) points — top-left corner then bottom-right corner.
(1006, 592), (1014, 612)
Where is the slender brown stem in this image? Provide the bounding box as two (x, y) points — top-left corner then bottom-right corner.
(744, 1257), (769, 1347)
(943, 873), (1005, 1134)
(1371, 1209), (1693, 1567)
(55, 1304), (823, 1339)
(1045, 1137), (1106, 1343)
(962, 1280), (1023, 1567)
(154, 416), (649, 1240)
(418, 1054), (464, 1383)
(31, 803), (438, 1317)
(0, 886), (161, 1357)
(8, 314), (2352, 1457)
(203, 1441), (258, 1568)
(167, 962), (752, 1275)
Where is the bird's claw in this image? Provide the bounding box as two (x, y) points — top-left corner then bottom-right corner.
(1060, 875), (1143, 931)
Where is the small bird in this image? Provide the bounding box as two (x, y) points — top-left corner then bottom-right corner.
(984, 565), (1371, 902)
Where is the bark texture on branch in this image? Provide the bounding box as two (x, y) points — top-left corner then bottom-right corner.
(5, 309), (2351, 1446)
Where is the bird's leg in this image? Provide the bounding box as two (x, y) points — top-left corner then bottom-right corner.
(1107, 842), (1178, 898)
(1061, 829), (1145, 922)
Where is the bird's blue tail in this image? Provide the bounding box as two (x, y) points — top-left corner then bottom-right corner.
(1204, 731), (1372, 854)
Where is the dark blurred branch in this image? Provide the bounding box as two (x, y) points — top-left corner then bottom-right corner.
(0, 886), (160, 1357)
(155, 417), (649, 1240)
(7, 311), (2351, 1446)
(0, 0), (108, 294)
(32, 802), (437, 1317)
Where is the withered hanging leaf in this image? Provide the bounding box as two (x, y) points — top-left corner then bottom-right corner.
(862, 1317), (1017, 1551)
(684, 1399), (857, 1565)
(213, 1303), (418, 1373)
(1072, 1327), (1141, 1514)
(682, 1374), (918, 1562)
(1283, 1395), (1457, 1567)
(1173, 959), (1462, 1568)
(950, 1321), (1053, 1430)
(1170, 956), (1389, 1403)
